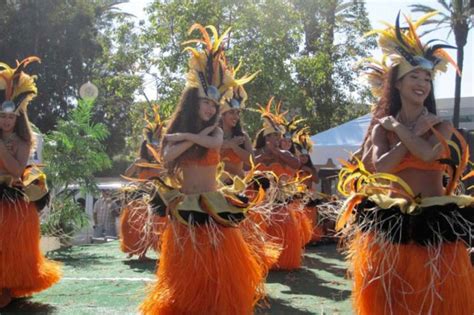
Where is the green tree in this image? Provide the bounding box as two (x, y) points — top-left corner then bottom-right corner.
(0, 0), (142, 161)
(410, 0), (473, 128)
(42, 99), (111, 240)
(292, 0), (375, 132)
(43, 99), (111, 193)
(141, 0), (373, 137)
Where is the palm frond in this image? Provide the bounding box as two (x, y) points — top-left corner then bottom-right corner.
(437, 0), (451, 12)
(409, 4), (438, 13)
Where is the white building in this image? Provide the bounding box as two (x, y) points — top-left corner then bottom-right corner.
(437, 96), (474, 130)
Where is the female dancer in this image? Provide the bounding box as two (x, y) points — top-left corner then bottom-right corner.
(254, 99), (311, 270)
(219, 64), (255, 182)
(140, 24), (264, 314)
(120, 106), (164, 260)
(0, 57), (61, 308)
(220, 100), (252, 181)
(337, 12), (474, 314)
(294, 131), (325, 243)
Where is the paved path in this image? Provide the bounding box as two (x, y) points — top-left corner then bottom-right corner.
(2, 241), (352, 314)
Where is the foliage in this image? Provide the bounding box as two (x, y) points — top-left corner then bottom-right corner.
(0, 0), (142, 159)
(41, 98), (111, 239)
(40, 195), (90, 243)
(292, 0), (375, 131)
(2, 0), (376, 169)
(140, 0), (373, 137)
(43, 99), (111, 193)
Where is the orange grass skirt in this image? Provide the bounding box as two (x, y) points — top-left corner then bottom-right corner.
(296, 204), (312, 246)
(349, 232), (474, 315)
(140, 221), (265, 315)
(240, 211), (282, 275)
(0, 199), (62, 297)
(119, 201), (165, 256)
(304, 205), (323, 243)
(267, 203), (309, 270)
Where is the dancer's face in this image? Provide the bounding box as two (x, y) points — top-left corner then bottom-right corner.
(198, 98), (217, 122)
(396, 69), (432, 107)
(0, 113), (17, 133)
(265, 132), (281, 147)
(280, 138), (292, 151)
(299, 154), (309, 165)
(222, 109), (240, 128)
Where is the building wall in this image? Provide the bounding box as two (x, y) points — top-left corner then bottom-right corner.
(437, 96), (474, 130)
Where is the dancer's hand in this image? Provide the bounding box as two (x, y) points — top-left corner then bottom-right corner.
(229, 136), (245, 147)
(414, 114), (442, 136)
(378, 116), (400, 132)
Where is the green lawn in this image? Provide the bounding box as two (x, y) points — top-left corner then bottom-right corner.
(2, 241), (352, 315)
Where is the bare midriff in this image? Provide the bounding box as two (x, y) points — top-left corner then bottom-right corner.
(181, 164), (218, 194)
(393, 168), (444, 197)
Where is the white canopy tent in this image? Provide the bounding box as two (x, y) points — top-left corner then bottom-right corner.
(309, 114), (371, 167)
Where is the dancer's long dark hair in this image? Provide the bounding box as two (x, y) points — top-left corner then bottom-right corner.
(301, 154), (317, 172)
(161, 87), (219, 173)
(253, 129), (267, 150)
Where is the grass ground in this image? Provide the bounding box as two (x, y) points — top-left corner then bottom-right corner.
(2, 241), (352, 315)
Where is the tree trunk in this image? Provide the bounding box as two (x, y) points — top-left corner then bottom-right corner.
(452, 14), (468, 129)
(452, 45), (463, 128)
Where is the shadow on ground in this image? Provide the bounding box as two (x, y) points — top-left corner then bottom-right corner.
(256, 296), (315, 315)
(266, 267), (351, 301)
(50, 248), (116, 268)
(122, 258), (158, 273)
(1, 298), (57, 314)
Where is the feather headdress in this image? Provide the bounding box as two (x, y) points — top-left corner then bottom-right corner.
(358, 55), (390, 98)
(293, 127), (313, 155)
(255, 97), (288, 136)
(143, 104), (165, 144)
(366, 11), (459, 81)
(0, 56), (40, 115)
(220, 60), (259, 113)
(182, 24), (234, 104)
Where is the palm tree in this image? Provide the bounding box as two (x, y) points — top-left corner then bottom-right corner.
(410, 0), (473, 128)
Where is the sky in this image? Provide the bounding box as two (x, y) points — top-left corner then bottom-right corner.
(117, 0), (474, 101)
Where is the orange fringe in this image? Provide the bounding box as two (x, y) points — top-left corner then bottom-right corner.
(0, 199), (62, 297)
(119, 200), (165, 256)
(304, 205), (323, 243)
(267, 203), (306, 270)
(350, 232), (474, 315)
(240, 211), (282, 275)
(295, 203), (312, 246)
(140, 221), (265, 315)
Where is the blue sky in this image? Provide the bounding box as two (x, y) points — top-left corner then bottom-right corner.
(118, 0), (473, 100)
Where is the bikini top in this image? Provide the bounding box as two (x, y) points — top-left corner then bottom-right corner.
(391, 152), (447, 173)
(387, 131), (447, 173)
(180, 149), (220, 167)
(221, 148), (241, 164)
